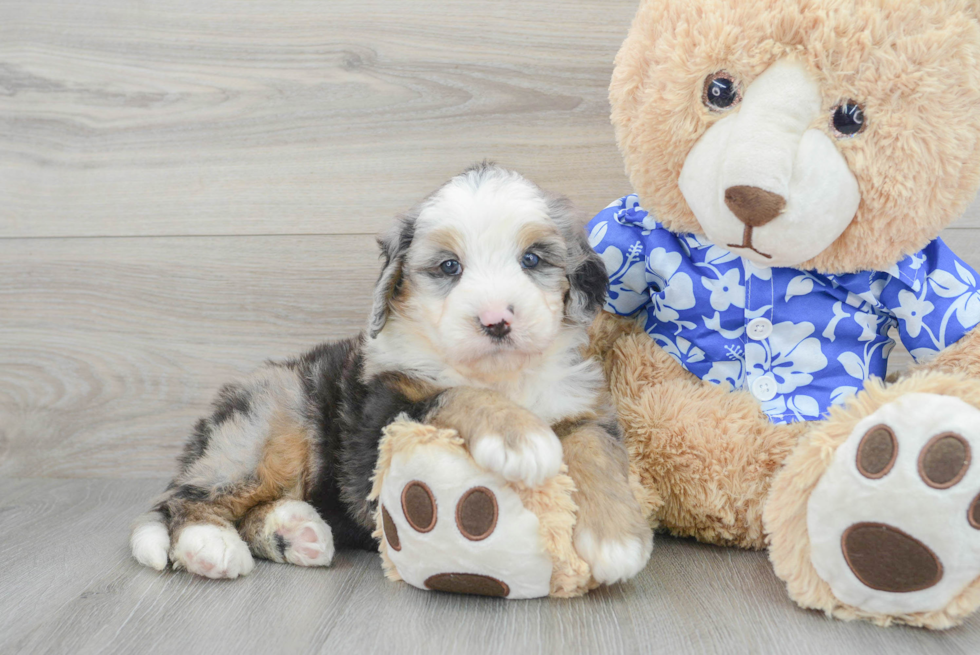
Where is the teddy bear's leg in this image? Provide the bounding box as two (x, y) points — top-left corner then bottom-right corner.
(765, 374), (980, 628)
(604, 324), (807, 549)
(561, 422), (653, 584)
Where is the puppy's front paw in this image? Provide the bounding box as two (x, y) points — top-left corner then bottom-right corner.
(470, 427), (562, 486)
(574, 528), (653, 585)
(173, 524), (255, 579)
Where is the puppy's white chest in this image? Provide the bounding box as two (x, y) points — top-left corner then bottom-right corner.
(505, 358), (604, 425)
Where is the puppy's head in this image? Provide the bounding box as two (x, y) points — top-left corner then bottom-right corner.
(369, 163), (606, 371)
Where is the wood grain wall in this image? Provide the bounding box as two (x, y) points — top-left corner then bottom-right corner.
(3, 0), (980, 479)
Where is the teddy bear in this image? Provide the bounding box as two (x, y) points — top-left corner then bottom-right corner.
(583, 0), (980, 629)
(372, 0), (980, 628)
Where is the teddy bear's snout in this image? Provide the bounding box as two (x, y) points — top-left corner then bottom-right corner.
(723, 185), (786, 228)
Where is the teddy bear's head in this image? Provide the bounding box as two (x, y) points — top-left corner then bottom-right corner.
(612, 0), (980, 272)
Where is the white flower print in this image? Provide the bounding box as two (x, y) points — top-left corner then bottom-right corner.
(705, 358), (744, 389)
(853, 311), (880, 342)
(647, 248), (696, 333)
(821, 302), (850, 342)
(830, 386), (859, 405)
(595, 237), (649, 316)
(703, 311), (745, 340)
(587, 194), (980, 426)
(654, 334), (706, 367)
(702, 268), (745, 311)
(785, 273), (828, 302)
(746, 321), (828, 395)
(893, 289), (934, 338)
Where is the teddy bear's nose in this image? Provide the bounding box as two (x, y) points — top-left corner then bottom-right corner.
(724, 185), (786, 227)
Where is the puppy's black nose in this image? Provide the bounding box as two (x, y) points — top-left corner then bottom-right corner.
(482, 320), (511, 339)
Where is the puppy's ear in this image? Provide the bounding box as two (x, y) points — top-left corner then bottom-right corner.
(369, 215), (415, 338)
(548, 196), (609, 324)
(566, 231), (609, 323)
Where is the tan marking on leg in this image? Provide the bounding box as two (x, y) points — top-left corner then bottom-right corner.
(238, 502), (281, 561)
(378, 372), (440, 404)
(168, 414), (314, 542)
(428, 387), (549, 448)
(562, 423), (648, 545)
(552, 412), (599, 438)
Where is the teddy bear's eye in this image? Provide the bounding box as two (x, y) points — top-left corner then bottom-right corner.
(702, 72), (741, 111)
(832, 100), (866, 137)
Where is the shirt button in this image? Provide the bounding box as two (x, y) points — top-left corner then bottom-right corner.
(747, 317), (773, 341)
(752, 375), (778, 402)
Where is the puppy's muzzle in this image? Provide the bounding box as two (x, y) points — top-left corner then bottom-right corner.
(479, 306), (514, 340)
(481, 320), (512, 339)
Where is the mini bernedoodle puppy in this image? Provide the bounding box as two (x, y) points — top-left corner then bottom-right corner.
(131, 163), (653, 585)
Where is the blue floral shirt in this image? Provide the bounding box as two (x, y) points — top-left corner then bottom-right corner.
(588, 195), (980, 424)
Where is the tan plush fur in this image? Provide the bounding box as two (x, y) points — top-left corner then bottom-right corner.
(765, 374), (980, 628)
(600, 313), (808, 549)
(369, 420), (593, 596)
(604, 0), (980, 629)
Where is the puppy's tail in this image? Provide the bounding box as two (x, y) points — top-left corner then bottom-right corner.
(130, 510), (170, 571)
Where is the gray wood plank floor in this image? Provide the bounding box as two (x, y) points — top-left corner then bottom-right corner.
(3, 0), (980, 652)
(3, 478), (980, 655)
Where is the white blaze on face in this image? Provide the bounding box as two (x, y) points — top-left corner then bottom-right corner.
(679, 58), (861, 267)
(405, 175), (566, 369)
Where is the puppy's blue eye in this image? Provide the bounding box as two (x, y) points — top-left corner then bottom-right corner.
(521, 252), (540, 269)
(439, 259), (462, 276)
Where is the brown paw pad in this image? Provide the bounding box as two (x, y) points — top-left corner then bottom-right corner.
(856, 425), (897, 479)
(456, 487), (498, 541)
(970, 492), (980, 530)
(424, 572), (510, 597)
(381, 505), (400, 551)
(918, 432), (971, 489)
(402, 481), (436, 533)
(842, 522), (943, 593)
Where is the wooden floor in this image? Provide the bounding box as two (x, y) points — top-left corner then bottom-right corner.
(3, 1), (980, 652)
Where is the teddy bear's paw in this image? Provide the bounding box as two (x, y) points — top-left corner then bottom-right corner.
(265, 500), (335, 567)
(807, 393), (980, 615)
(378, 444), (554, 599)
(470, 427), (563, 487)
(172, 524), (255, 579)
(574, 528), (653, 585)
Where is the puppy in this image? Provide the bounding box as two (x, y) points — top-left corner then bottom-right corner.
(130, 163), (653, 584)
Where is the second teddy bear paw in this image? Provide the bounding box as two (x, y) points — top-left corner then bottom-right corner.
(807, 393), (980, 615)
(574, 529), (653, 585)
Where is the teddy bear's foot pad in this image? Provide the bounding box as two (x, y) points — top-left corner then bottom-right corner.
(377, 443), (554, 599)
(807, 393), (980, 614)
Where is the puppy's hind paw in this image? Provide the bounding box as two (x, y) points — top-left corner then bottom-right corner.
(470, 429), (563, 487)
(574, 528), (653, 585)
(266, 500), (335, 567)
(173, 524), (255, 579)
(130, 516), (170, 571)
